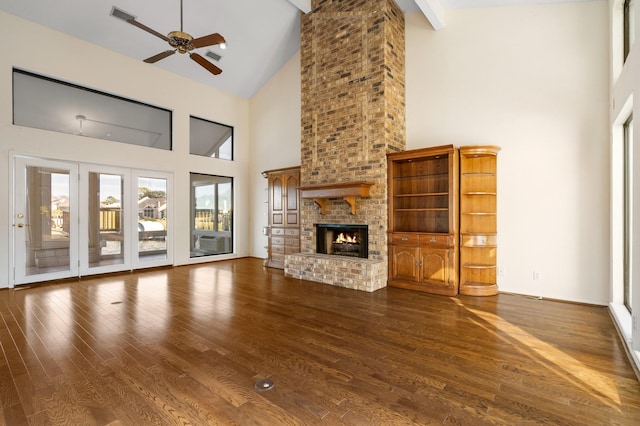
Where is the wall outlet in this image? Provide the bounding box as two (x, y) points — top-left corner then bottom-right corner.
(533, 271), (541, 281)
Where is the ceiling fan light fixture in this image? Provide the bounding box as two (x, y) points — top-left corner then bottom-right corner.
(219, 43), (227, 50)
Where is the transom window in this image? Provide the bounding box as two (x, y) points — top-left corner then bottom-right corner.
(190, 116), (233, 160)
(12, 69), (172, 150)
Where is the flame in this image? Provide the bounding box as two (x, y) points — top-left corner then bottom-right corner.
(335, 232), (357, 244)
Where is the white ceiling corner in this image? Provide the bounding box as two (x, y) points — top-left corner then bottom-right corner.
(287, 0), (312, 13)
(414, 0), (446, 30)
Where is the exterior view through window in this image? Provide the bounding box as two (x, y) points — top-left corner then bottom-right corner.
(138, 177), (168, 261)
(190, 173), (233, 257)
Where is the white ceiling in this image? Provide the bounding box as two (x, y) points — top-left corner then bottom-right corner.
(0, 0), (600, 99)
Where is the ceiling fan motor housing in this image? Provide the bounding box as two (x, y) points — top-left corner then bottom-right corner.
(168, 31), (194, 53)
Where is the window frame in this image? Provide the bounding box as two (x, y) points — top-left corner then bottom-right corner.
(624, 113), (633, 312)
(624, 0), (635, 62)
(189, 172), (234, 258)
(12, 68), (173, 150)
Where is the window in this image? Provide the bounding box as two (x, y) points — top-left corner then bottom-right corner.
(190, 116), (233, 160)
(624, 0), (635, 62)
(12, 69), (172, 150)
(190, 173), (233, 257)
(624, 114), (634, 312)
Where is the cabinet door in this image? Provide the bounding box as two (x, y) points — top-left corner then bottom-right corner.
(391, 245), (419, 282)
(269, 175), (284, 226)
(285, 172), (299, 227)
(419, 248), (450, 286)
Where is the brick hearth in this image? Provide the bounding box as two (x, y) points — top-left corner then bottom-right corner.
(284, 0), (406, 291)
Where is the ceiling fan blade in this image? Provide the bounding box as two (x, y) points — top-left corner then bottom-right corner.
(190, 53), (222, 75)
(127, 19), (169, 42)
(191, 33), (226, 49)
(144, 50), (176, 63)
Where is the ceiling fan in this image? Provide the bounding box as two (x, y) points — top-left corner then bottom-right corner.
(116, 0), (226, 75)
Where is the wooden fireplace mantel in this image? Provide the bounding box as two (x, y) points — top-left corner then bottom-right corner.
(298, 181), (374, 215)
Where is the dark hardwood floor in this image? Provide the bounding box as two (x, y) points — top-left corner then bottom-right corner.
(0, 258), (639, 425)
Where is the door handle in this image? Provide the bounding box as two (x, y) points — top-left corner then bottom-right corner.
(15, 223), (29, 228)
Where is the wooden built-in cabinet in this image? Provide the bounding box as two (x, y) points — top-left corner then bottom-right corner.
(459, 146), (500, 296)
(387, 145), (459, 295)
(262, 166), (301, 269)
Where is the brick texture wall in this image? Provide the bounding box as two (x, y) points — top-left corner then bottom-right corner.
(299, 0), (406, 266)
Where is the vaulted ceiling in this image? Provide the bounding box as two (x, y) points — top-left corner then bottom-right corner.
(0, 0), (597, 99)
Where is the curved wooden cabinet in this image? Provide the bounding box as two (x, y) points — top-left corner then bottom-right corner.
(459, 146), (500, 296)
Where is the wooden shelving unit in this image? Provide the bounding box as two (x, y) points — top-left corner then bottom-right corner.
(459, 146), (500, 296)
(387, 145), (459, 296)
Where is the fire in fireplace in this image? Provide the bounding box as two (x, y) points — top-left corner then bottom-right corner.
(315, 224), (368, 259)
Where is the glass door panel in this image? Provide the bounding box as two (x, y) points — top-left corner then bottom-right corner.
(80, 165), (131, 275)
(134, 172), (172, 268)
(12, 157), (78, 285)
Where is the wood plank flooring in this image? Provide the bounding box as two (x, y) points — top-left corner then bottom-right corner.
(0, 257), (639, 425)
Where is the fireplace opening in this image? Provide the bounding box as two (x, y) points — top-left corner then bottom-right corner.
(316, 224), (368, 259)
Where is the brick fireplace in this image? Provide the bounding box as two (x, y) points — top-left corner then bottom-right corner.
(284, 0), (406, 292)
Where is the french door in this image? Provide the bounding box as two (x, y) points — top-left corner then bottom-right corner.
(12, 157), (79, 284)
(11, 155), (172, 286)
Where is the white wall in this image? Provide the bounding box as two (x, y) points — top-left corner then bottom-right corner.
(406, 2), (609, 304)
(249, 51), (302, 258)
(0, 11), (251, 288)
(250, 2), (610, 304)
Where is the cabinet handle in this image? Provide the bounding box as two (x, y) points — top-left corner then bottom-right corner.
(429, 237), (437, 243)
(401, 237), (409, 241)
